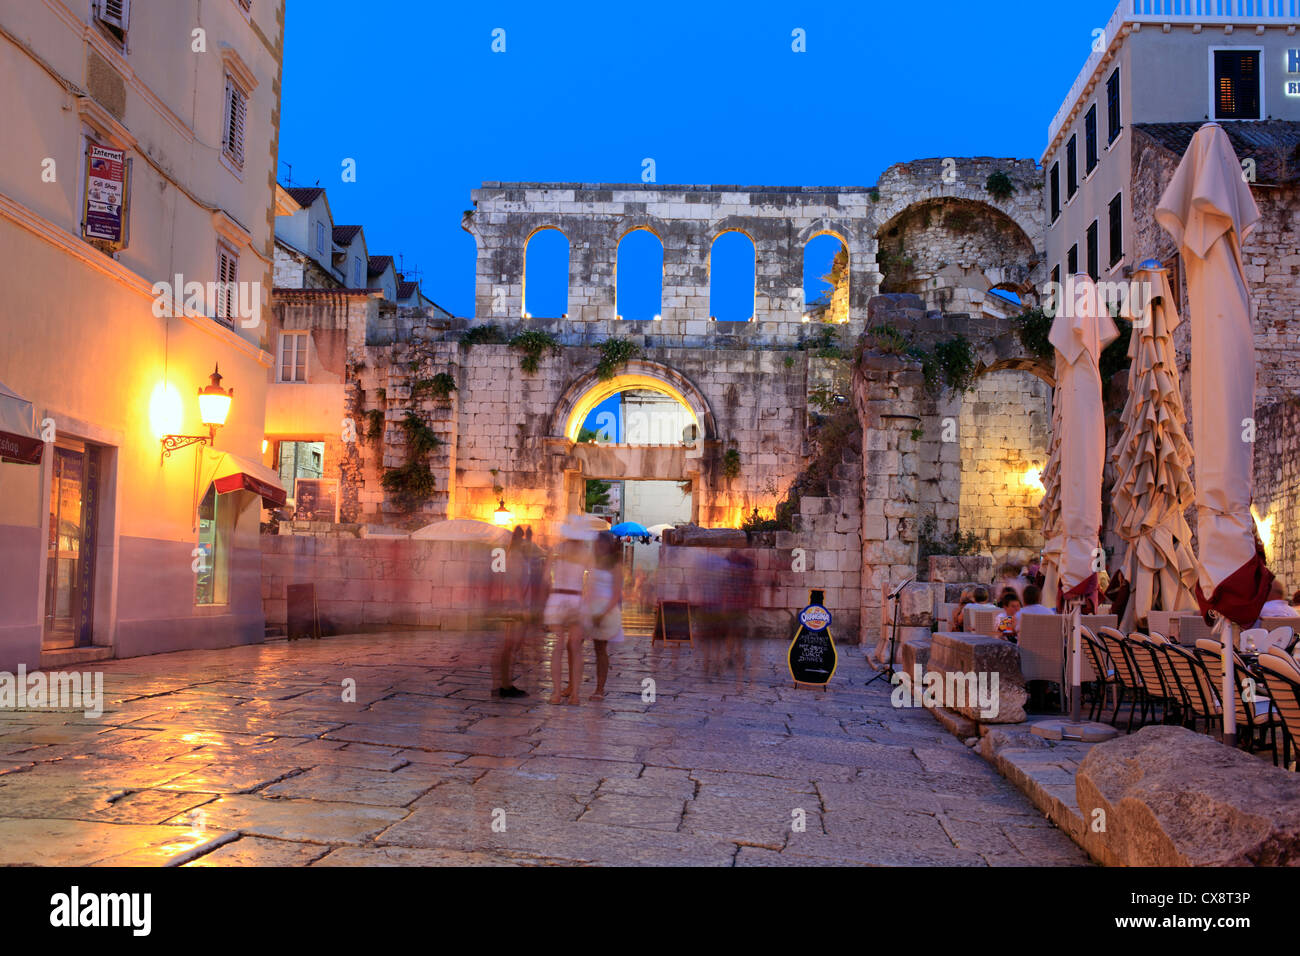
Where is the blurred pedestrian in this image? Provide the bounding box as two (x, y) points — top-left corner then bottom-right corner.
(493, 526), (529, 698)
(585, 531), (625, 701)
(722, 551), (755, 689)
(546, 517), (596, 705)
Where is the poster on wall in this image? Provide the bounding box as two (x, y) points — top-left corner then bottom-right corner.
(293, 478), (339, 523)
(82, 145), (129, 246)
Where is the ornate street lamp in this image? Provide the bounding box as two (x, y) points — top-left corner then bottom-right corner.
(493, 498), (514, 527)
(161, 364), (233, 461)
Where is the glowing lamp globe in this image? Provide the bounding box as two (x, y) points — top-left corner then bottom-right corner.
(493, 499), (513, 527)
(198, 364), (233, 435)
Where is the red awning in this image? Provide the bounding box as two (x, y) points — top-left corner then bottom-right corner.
(214, 469), (287, 507)
(0, 430), (43, 465)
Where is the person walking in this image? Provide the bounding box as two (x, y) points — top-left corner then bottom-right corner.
(546, 516), (596, 705)
(584, 531), (625, 701)
(493, 526), (530, 698)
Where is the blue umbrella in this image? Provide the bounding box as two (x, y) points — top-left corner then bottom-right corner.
(610, 521), (649, 538)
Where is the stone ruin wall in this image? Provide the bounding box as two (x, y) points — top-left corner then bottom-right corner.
(1254, 398), (1300, 594)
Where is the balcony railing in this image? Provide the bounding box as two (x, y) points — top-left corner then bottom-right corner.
(1046, 0), (1300, 148)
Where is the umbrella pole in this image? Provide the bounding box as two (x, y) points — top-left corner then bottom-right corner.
(1070, 600), (1082, 724)
(1219, 615), (1238, 749)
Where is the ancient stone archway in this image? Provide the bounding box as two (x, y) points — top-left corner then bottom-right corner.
(549, 359), (717, 443)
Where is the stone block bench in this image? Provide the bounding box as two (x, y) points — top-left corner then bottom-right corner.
(921, 632), (1028, 724)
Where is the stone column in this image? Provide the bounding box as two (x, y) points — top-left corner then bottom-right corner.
(853, 349), (925, 657)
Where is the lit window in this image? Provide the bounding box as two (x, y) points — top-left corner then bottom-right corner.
(1214, 50), (1261, 120)
(278, 331), (308, 383)
(195, 485), (235, 606)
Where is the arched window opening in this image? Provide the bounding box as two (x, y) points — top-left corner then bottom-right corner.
(616, 229), (663, 320)
(803, 234), (849, 322)
(709, 232), (755, 322)
(522, 228), (569, 318)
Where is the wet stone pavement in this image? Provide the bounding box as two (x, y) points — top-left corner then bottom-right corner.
(0, 631), (1089, 866)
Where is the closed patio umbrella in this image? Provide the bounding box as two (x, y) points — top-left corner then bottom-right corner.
(1048, 274), (1119, 722)
(1111, 261), (1199, 634)
(1156, 122), (1270, 748)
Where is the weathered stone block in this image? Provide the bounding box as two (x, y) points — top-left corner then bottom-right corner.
(1076, 725), (1300, 866)
(927, 631), (1026, 723)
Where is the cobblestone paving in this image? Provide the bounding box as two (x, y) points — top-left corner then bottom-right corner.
(0, 631), (1089, 866)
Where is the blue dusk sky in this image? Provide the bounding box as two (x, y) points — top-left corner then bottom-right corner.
(277, 0), (1119, 323)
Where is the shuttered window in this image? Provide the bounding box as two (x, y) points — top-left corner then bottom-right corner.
(1086, 221), (1099, 281)
(1085, 106), (1098, 174)
(223, 76), (248, 168)
(1214, 50), (1261, 120)
(1067, 244), (1078, 276)
(1049, 163), (1060, 222)
(1106, 68), (1121, 142)
(1108, 193), (1123, 267)
(97, 0), (130, 31)
(1066, 136), (1078, 199)
(216, 245), (238, 324)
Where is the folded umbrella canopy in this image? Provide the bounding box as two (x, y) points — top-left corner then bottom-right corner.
(1111, 262), (1199, 633)
(1156, 124), (1271, 627)
(0, 380), (43, 465)
(1049, 274), (1119, 609)
(1047, 274), (1119, 723)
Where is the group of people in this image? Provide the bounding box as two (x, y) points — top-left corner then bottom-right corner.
(493, 523), (626, 705)
(947, 559), (1300, 644)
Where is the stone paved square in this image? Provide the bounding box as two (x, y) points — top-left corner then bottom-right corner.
(0, 631), (1088, 866)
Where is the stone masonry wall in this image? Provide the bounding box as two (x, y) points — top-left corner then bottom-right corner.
(957, 369), (1051, 566)
(1254, 398), (1300, 592)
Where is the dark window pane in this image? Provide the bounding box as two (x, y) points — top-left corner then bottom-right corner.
(1068, 245), (1078, 275)
(1107, 68), (1121, 142)
(1049, 164), (1060, 221)
(1085, 106), (1098, 173)
(1066, 137), (1078, 197)
(1086, 221), (1099, 280)
(1214, 50), (1260, 120)
(1108, 193), (1123, 266)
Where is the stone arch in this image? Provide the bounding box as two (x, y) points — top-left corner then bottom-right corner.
(615, 225), (664, 321)
(707, 228), (756, 322)
(522, 225), (569, 319)
(872, 194), (1040, 317)
(550, 359), (717, 444)
(971, 329), (1054, 388)
(801, 227), (850, 321)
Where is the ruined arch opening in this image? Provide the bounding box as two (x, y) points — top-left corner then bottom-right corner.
(522, 226), (569, 319)
(709, 231), (755, 322)
(616, 227), (663, 321)
(803, 233), (849, 322)
(875, 198), (1036, 319)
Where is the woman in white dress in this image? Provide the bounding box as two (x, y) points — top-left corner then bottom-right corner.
(545, 535), (591, 705)
(585, 531), (625, 701)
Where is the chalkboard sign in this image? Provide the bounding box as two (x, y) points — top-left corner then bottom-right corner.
(788, 603), (837, 686)
(653, 601), (692, 644)
(286, 583), (321, 641)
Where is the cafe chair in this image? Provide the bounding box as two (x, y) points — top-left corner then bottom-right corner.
(1079, 627), (1114, 723)
(1126, 632), (1179, 726)
(1195, 639), (1279, 764)
(1159, 642), (1221, 736)
(1256, 649), (1300, 771)
(1097, 626), (1149, 731)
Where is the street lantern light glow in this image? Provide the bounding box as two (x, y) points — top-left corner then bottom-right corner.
(197, 364), (233, 435)
(493, 498), (513, 526)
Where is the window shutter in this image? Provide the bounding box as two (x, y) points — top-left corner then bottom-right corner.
(1086, 221), (1099, 281)
(1066, 136), (1077, 197)
(1085, 107), (1098, 173)
(98, 0), (130, 30)
(1215, 51), (1260, 120)
(1107, 69), (1121, 142)
(239, 0), (253, 10)
(217, 248), (238, 322)
(224, 78), (247, 168)
(1108, 194), (1123, 266)
(1049, 163), (1060, 221)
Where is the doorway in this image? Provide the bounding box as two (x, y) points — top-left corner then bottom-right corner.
(43, 442), (101, 649)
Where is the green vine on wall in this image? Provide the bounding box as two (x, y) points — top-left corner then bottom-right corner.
(508, 329), (562, 374)
(412, 372), (458, 401)
(366, 409), (385, 445)
(722, 448), (742, 481)
(459, 324), (507, 348)
(381, 410), (442, 513)
(922, 336), (978, 397)
(595, 339), (640, 381)
(985, 171), (1016, 201)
